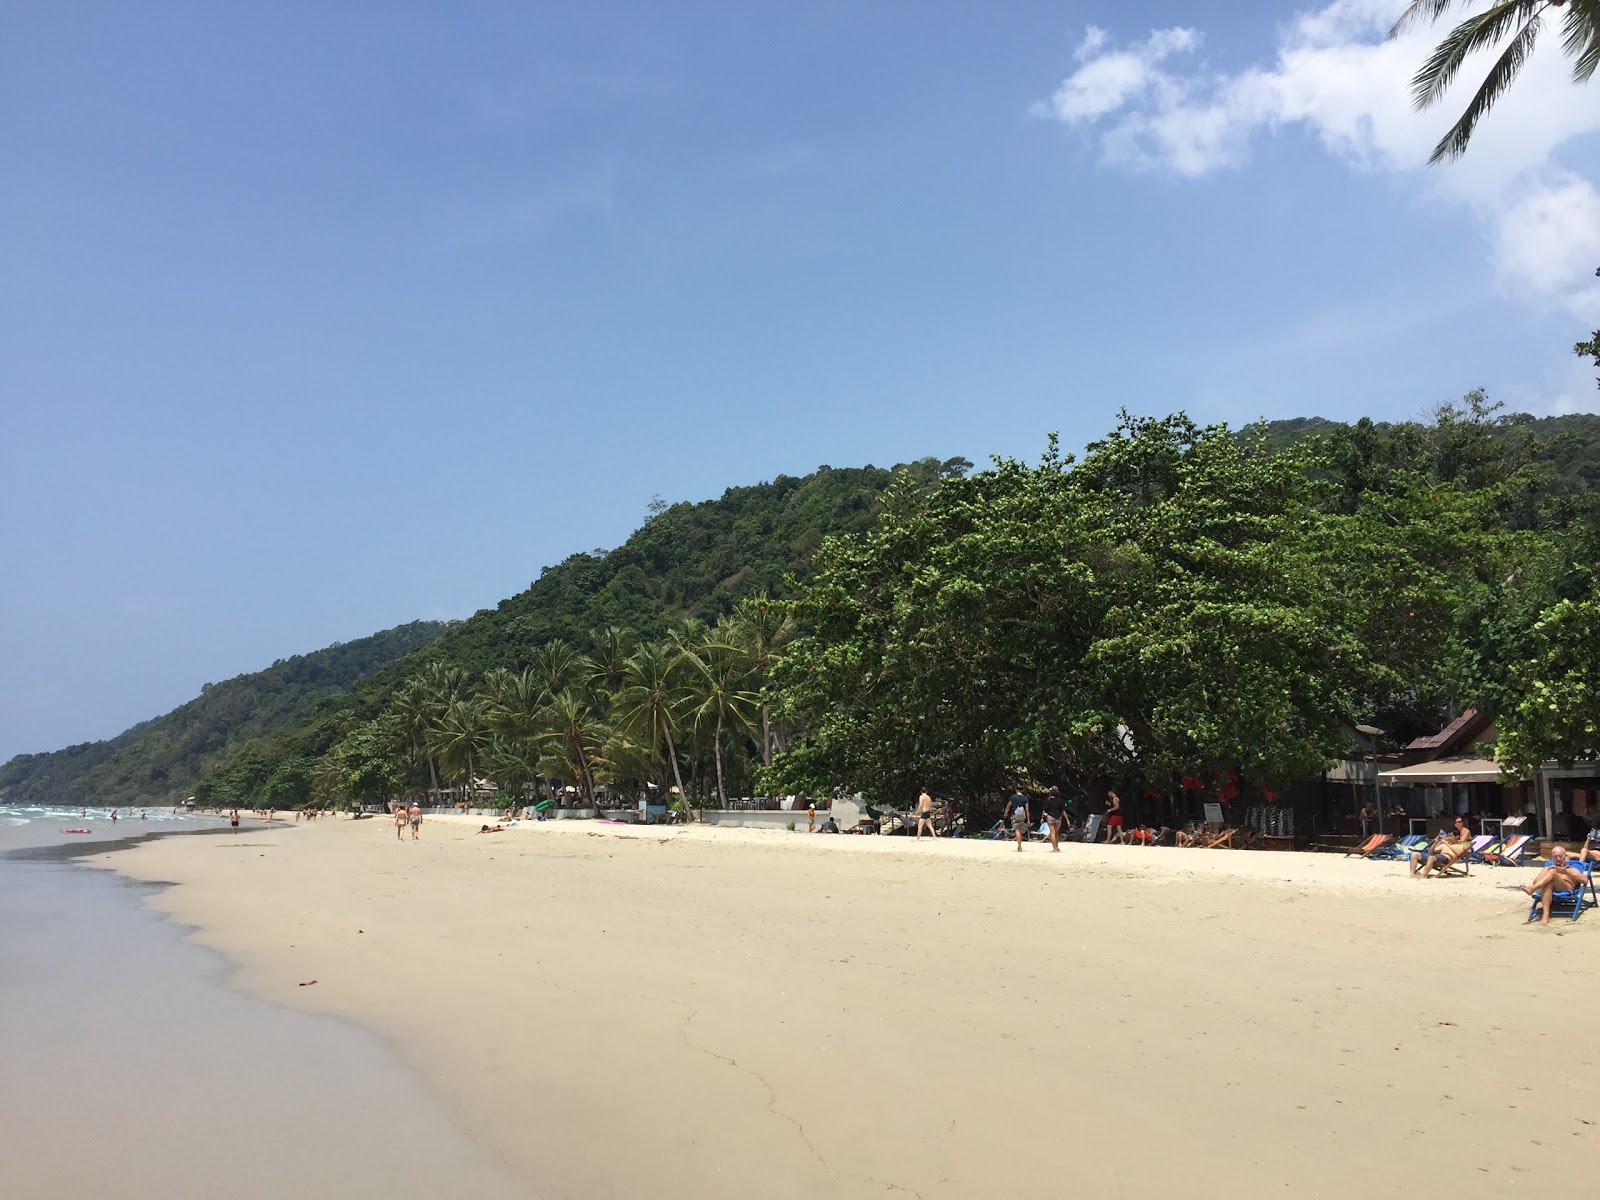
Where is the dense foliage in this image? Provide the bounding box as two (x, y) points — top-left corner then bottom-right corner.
(0, 621), (449, 807)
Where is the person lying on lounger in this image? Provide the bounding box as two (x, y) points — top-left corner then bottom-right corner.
(1410, 817), (1472, 878)
(1580, 826), (1600, 865)
(1521, 846), (1588, 925)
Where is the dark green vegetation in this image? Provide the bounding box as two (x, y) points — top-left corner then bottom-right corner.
(0, 621), (449, 807)
(772, 401), (1600, 812)
(6, 407), (1598, 817)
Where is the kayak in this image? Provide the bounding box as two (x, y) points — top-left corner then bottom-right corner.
(60, 828), (92, 834)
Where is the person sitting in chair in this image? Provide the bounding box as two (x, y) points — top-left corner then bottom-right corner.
(1522, 845), (1589, 925)
(1409, 817), (1472, 878)
(1578, 825), (1600, 865)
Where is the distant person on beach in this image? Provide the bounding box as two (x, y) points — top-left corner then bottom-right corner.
(818, 816), (840, 834)
(230, 809), (240, 833)
(1522, 845), (1587, 924)
(1042, 787), (1065, 852)
(479, 824), (506, 833)
(111, 809), (118, 823)
(1006, 790), (1030, 852)
(915, 789), (936, 840)
(807, 799), (816, 833)
(139, 810), (146, 821)
(1359, 801), (1377, 837)
(394, 803), (407, 841)
(409, 802), (422, 841)
(1104, 791), (1124, 844)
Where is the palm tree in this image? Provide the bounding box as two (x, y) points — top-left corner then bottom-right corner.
(537, 689), (608, 805)
(1394, 1), (1600, 162)
(390, 678), (442, 793)
(529, 639), (585, 702)
(427, 699), (491, 803)
(678, 632), (760, 808)
(612, 641), (690, 805)
(583, 626), (635, 702)
(727, 598), (796, 767)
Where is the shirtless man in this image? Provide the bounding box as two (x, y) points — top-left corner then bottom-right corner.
(230, 809), (240, 833)
(1522, 845), (1589, 925)
(1410, 817), (1472, 878)
(1104, 791), (1124, 844)
(408, 802), (422, 841)
(914, 789), (936, 840)
(1578, 825), (1600, 865)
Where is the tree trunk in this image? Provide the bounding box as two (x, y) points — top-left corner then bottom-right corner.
(714, 711), (727, 808)
(761, 702), (772, 768)
(664, 723), (688, 813)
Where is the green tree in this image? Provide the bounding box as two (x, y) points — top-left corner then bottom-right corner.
(612, 641), (691, 804)
(679, 628), (760, 807)
(1394, 1), (1600, 163)
(427, 699), (491, 798)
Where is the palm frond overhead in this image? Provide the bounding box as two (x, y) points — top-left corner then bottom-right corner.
(1564, 1), (1600, 82)
(1428, 13), (1544, 162)
(1409, 2), (1540, 110)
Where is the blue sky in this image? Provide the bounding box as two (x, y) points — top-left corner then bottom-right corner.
(2, 1), (1597, 763)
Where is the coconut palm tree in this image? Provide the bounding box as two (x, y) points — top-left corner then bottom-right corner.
(1394, 1), (1600, 162)
(390, 678), (442, 793)
(727, 597), (796, 767)
(678, 632), (760, 808)
(529, 639), (585, 702)
(612, 641), (690, 804)
(537, 689), (608, 805)
(583, 626), (635, 702)
(427, 698), (491, 803)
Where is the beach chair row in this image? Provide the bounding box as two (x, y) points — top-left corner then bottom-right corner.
(1346, 832), (1532, 869)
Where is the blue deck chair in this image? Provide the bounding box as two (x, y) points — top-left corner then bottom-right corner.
(981, 820), (1008, 840)
(1526, 862), (1598, 923)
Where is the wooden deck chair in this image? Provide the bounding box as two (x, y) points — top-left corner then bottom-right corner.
(1437, 835), (1494, 877)
(1204, 828), (1237, 849)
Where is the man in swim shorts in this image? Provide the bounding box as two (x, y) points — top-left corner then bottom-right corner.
(409, 802), (422, 841)
(1522, 845), (1588, 925)
(915, 789), (936, 840)
(1007, 790), (1031, 852)
(1104, 790), (1123, 843)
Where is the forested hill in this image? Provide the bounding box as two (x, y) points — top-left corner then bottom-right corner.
(182, 460), (950, 806)
(0, 620), (450, 807)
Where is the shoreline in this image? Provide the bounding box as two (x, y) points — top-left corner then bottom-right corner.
(90, 815), (1599, 1198)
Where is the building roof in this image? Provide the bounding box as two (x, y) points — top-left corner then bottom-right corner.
(1405, 709), (1489, 755)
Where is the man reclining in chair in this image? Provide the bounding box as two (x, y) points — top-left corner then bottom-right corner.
(1522, 845), (1589, 925)
(1409, 817), (1472, 878)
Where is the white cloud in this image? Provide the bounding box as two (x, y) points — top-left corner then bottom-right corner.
(1032, 3), (1600, 319)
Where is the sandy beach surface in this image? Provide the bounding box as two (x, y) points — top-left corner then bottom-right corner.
(90, 816), (1600, 1199)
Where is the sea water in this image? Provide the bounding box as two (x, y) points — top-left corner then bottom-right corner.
(0, 808), (528, 1199)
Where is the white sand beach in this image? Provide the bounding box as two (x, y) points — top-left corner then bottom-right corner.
(92, 817), (1600, 1199)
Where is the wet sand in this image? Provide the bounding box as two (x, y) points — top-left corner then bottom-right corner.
(91, 815), (1600, 1199)
(0, 836), (524, 1200)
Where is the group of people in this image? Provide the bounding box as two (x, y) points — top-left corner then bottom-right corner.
(997, 787), (1128, 852)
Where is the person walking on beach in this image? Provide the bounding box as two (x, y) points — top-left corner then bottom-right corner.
(915, 789), (936, 840)
(394, 802), (407, 841)
(807, 798), (816, 834)
(1042, 786), (1065, 851)
(1006, 789), (1030, 852)
(230, 809), (240, 833)
(409, 802), (422, 841)
(1104, 790), (1124, 844)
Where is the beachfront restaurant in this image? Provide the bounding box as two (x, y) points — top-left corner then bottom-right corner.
(1377, 756), (1532, 837)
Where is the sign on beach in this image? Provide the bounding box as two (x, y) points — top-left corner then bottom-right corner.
(1203, 802), (1225, 825)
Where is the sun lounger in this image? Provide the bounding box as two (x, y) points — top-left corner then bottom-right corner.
(1526, 862), (1598, 923)
(1345, 834), (1393, 858)
(1479, 834), (1530, 867)
(981, 820), (1007, 840)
